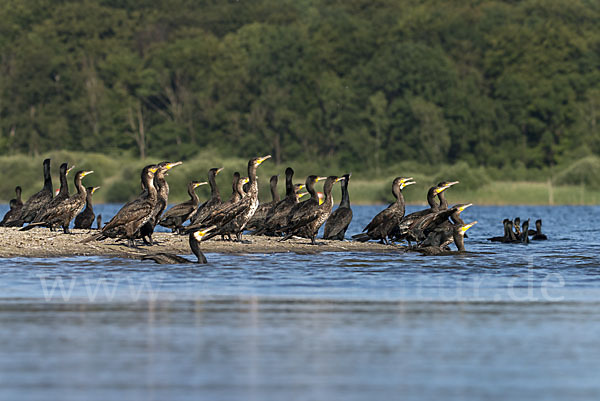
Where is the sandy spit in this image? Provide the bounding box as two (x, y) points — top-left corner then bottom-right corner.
(0, 227), (399, 259)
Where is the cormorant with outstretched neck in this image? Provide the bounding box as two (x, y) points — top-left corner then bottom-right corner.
(323, 173), (353, 240)
(246, 175), (280, 231)
(391, 181), (459, 244)
(530, 219), (547, 240)
(0, 186), (23, 226)
(189, 167), (223, 225)
(270, 175), (324, 235)
(158, 181), (208, 233)
(252, 167), (305, 236)
(82, 165), (158, 246)
(74, 186), (101, 229)
(520, 219), (530, 244)
(138, 161), (182, 244)
(189, 156), (271, 242)
(32, 163), (75, 226)
(352, 177), (416, 244)
(14, 159), (53, 226)
(280, 176), (344, 244)
(20, 171), (94, 233)
(142, 228), (214, 264)
(416, 221), (477, 255)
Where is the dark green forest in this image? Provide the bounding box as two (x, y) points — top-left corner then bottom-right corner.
(1, 0), (599, 172)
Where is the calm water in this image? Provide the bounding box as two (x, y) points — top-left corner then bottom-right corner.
(1, 204), (600, 401)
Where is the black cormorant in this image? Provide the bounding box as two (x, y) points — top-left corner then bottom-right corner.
(0, 186), (23, 226)
(20, 170), (93, 233)
(142, 228), (213, 264)
(158, 181), (208, 233)
(323, 173), (353, 240)
(416, 221), (477, 255)
(488, 219), (511, 242)
(520, 219), (530, 243)
(189, 167), (224, 225)
(246, 175), (280, 230)
(352, 177), (416, 244)
(74, 186), (101, 229)
(280, 176), (344, 244)
(418, 203), (473, 247)
(82, 165), (158, 246)
(14, 159), (53, 225)
(530, 219), (547, 240)
(32, 163), (74, 224)
(96, 214), (102, 230)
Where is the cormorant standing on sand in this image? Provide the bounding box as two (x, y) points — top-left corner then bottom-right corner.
(0, 186), (23, 226)
(189, 167), (224, 225)
(74, 186), (101, 229)
(352, 177), (416, 244)
(14, 159), (53, 226)
(32, 163), (74, 226)
(323, 173), (353, 240)
(158, 181), (208, 233)
(246, 175), (280, 231)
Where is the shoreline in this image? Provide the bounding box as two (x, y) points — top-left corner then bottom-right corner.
(0, 228), (397, 259)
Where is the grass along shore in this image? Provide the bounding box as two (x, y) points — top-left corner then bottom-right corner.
(0, 151), (599, 206)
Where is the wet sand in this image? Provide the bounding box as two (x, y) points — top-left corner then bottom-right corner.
(0, 227), (397, 259)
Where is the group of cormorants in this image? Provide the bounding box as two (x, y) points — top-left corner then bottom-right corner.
(1, 155), (549, 263)
(488, 217), (547, 243)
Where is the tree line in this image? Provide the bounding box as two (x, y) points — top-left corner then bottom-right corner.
(0, 0), (598, 171)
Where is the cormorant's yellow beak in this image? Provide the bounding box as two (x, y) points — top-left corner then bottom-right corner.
(401, 180), (416, 189)
(81, 170), (94, 177)
(242, 177), (250, 184)
(297, 192), (309, 199)
(216, 167), (224, 175)
(194, 182), (208, 188)
(256, 155), (272, 165)
(193, 226), (216, 241)
(459, 221), (477, 235)
(400, 177), (413, 184)
(436, 181), (459, 193)
(316, 176), (328, 182)
(335, 177), (345, 182)
(457, 203), (473, 213)
(67, 165), (75, 175)
(296, 184), (305, 190)
(165, 161), (183, 170)
(149, 167), (158, 173)
(92, 186), (101, 194)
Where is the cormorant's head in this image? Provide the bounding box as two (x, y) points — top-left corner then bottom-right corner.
(91, 186), (101, 194)
(293, 184), (305, 192)
(193, 226), (216, 242)
(75, 170), (94, 182)
(250, 155), (272, 167)
(285, 167), (294, 176)
(458, 221), (477, 236)
(270, 175), (279, 184)
(394, 177), (416, 190)
(455, 203), (473, 214)
(514, 217), (521, 226)
(435, 181), (459, 194)
(210, 167), (224, 177)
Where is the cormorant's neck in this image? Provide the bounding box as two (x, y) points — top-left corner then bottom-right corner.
(450, 211), (464, 225)
(16, 188), (22, 202)
(395, 187), (406, 217)
(270, 179), (280, 202)
(322, 183), (334, 208)
(43, 164), (53, 192)
(75, 177), (86, 196)
(285, 171), (293, 197)
(307, 182), (318, 200)
(58, 169), (69, 196)
(426, 189), (438, 209)
(189, 233), (207, 263)
(146, 177), (158, 199)
(209, 172), (220, 200)
(339, 181), (350, 208)
(437, 191), (448, 210)
(453, 232), (466, 252)
(189, 185), (200, 206)
(536, 222), (543, 235)
(85, 191), (94, 212)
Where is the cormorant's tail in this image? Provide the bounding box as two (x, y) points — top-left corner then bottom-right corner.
(351, 233), (371, 242)
(19, 222), (46, 231)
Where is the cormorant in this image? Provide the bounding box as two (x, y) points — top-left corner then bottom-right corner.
(418, 203), (473, 247)
(352, 177), (416, 244)
(158, 181), (208, 233)
(323, 173), (353, 240)
(14, 158), (53, 226)
(246, 175), (280, 231)
(189, 167), (224, 225)
(252, 167), (305, 236)
(530, 219), (547, 240)
(520, 219), (530, 244)
(391, 181), (459, 244)
(74, 186), (101, 229)
(20, 170), (94, 233)
(416, 221), (477, 255)
(139, 161), (183, 244)
(280, 176), (344, 245)
(0, 186), (23, 226)
(32, 163), (75, 226)
(513, 217), (522, 237)
(82, 165), (158, 246)
(142, 228), (213, 264)
(488, 219), (511, 242)
(189, 156), (271, 242)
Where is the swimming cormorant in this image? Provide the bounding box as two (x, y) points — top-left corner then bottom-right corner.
(352, 177), (416, 244)
(74, 186), (101, 229)
(158, 181), (208, 233)
(142, 228), (213, 264)
(530, 219), (547, 240)
(520, 219), (530, 244)
(323, 173), (353, 240)
(488, 219), (511, 242)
